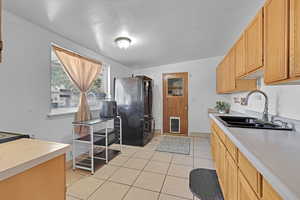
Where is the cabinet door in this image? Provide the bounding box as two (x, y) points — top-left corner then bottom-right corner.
(238, 170), (260, 200)
(290, 0), (300, 77)
(217, 138), (226, 191)
(216, 65), (222, 93)
(216, 65), (221, 94)
(264, 0), (289, 84)
(225, 151), (238, 200)
(235, 35), (246, 78)
(245, 8), (264, 73)
(228, 48), (236, 91)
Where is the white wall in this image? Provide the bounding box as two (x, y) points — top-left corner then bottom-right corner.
(134, 57), (228, 134)
(0, 11), (132, 144)
(229, 78), (300, 120)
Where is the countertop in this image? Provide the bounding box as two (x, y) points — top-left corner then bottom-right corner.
(209, 113), (300, 200)
(0, 138), (70, 181)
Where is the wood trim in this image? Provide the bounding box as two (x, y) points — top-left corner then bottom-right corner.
(52, 45), (102, 66)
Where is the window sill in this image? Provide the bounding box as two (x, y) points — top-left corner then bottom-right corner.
(47, 106), (101, 118)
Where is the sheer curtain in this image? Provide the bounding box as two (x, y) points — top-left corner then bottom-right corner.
(53, 45), (102, 135)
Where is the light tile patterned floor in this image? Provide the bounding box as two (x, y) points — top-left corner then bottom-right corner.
(67, 135), (213, 200)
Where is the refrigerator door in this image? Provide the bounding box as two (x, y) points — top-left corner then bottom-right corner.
(115, 78), (144, 145)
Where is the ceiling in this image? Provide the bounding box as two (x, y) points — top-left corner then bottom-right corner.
(4, 0), (264, 69)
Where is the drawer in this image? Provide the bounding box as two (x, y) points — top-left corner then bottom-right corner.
(211, 121), (226, 144)
(262, 178), (283, 200)
(238, 152), (262, 197)
(225, 136), (238, 162)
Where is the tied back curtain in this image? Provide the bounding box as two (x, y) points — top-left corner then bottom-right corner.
(53, 46), (102, 135)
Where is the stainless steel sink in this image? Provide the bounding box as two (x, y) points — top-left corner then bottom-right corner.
(216, 116), (293, 131)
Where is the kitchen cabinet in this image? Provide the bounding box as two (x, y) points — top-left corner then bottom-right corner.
(216, 49), (257, 94)
(0, 139), (69, 200)
(225, 151), (238, 200)
(238, 170), (260, 200)
(235, 35), (246, 78)
(262, 178), (283, 200)
(264, 0), (289, 84)
(210, 121), (284, 200)
(245, 8), (264, 74)
(290, 0), (300, 78)
(216, 0), (300, 87)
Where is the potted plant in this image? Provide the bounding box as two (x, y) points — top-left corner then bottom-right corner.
(215, 101), (231, 114)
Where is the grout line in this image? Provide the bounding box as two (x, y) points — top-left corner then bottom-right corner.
(157, 154), (173, 200)
(120, 152), (154, 200)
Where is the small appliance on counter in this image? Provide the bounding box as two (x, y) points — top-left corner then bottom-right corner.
(0, 131), (30, 144)
(99, 99), (117, 119)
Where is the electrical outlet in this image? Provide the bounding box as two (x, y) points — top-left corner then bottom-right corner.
(234, 97), (240, 103)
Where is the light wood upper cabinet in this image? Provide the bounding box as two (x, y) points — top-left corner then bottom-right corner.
(290, 0), (300, 78)
(228, 48), (236, 92)
(235, 35), (246, 78)
(225, 151), (238, 200)
(238, 170), (260, 200)
(245, 8), (264, 74)
(264, 0), (289, 84)
(216, 48), (256, 94)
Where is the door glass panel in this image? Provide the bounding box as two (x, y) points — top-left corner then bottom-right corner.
(168, 78), (183, 96)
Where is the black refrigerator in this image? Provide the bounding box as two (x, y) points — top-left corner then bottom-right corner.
(114, 76), (154, 146)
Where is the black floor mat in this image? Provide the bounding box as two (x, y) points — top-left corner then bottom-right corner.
(189, 168), (224, 200)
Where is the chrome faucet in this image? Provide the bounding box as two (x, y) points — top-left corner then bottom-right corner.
(242, 90), (269, 122)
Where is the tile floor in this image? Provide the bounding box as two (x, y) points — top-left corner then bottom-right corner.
(67, 135), (214, 200)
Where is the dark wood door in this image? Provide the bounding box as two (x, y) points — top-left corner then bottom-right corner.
(163, 72), (188, 135)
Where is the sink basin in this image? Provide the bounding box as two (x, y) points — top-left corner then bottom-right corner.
(216, 116), (293, 131)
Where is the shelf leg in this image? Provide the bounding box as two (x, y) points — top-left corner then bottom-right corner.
(90, 125), (94, 174)
(119, 116), (122, 153)
(72, 125), (76, 170)
(105, 123), (108, 164)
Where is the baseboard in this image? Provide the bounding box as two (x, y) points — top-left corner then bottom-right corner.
(189, 132), (211, 138)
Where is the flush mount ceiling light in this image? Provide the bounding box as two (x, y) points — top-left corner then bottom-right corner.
(115, 37), (132, 49)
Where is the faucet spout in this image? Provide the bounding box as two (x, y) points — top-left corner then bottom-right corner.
(243, 90), (269, 122)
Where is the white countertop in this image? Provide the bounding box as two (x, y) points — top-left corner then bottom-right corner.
(0, 138), (70, 181)
(209, 113), (300, 200)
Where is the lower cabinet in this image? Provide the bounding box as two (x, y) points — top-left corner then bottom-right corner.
(262, 178), (283, 200)
(238, 170), (260, 200)
(210, 121), (283, 200)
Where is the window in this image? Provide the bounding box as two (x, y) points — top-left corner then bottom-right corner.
(167, 78), (183, 96)
(49, 46), (110, 116)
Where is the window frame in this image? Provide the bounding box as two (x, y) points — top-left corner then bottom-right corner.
(48, 44), (111, 117)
